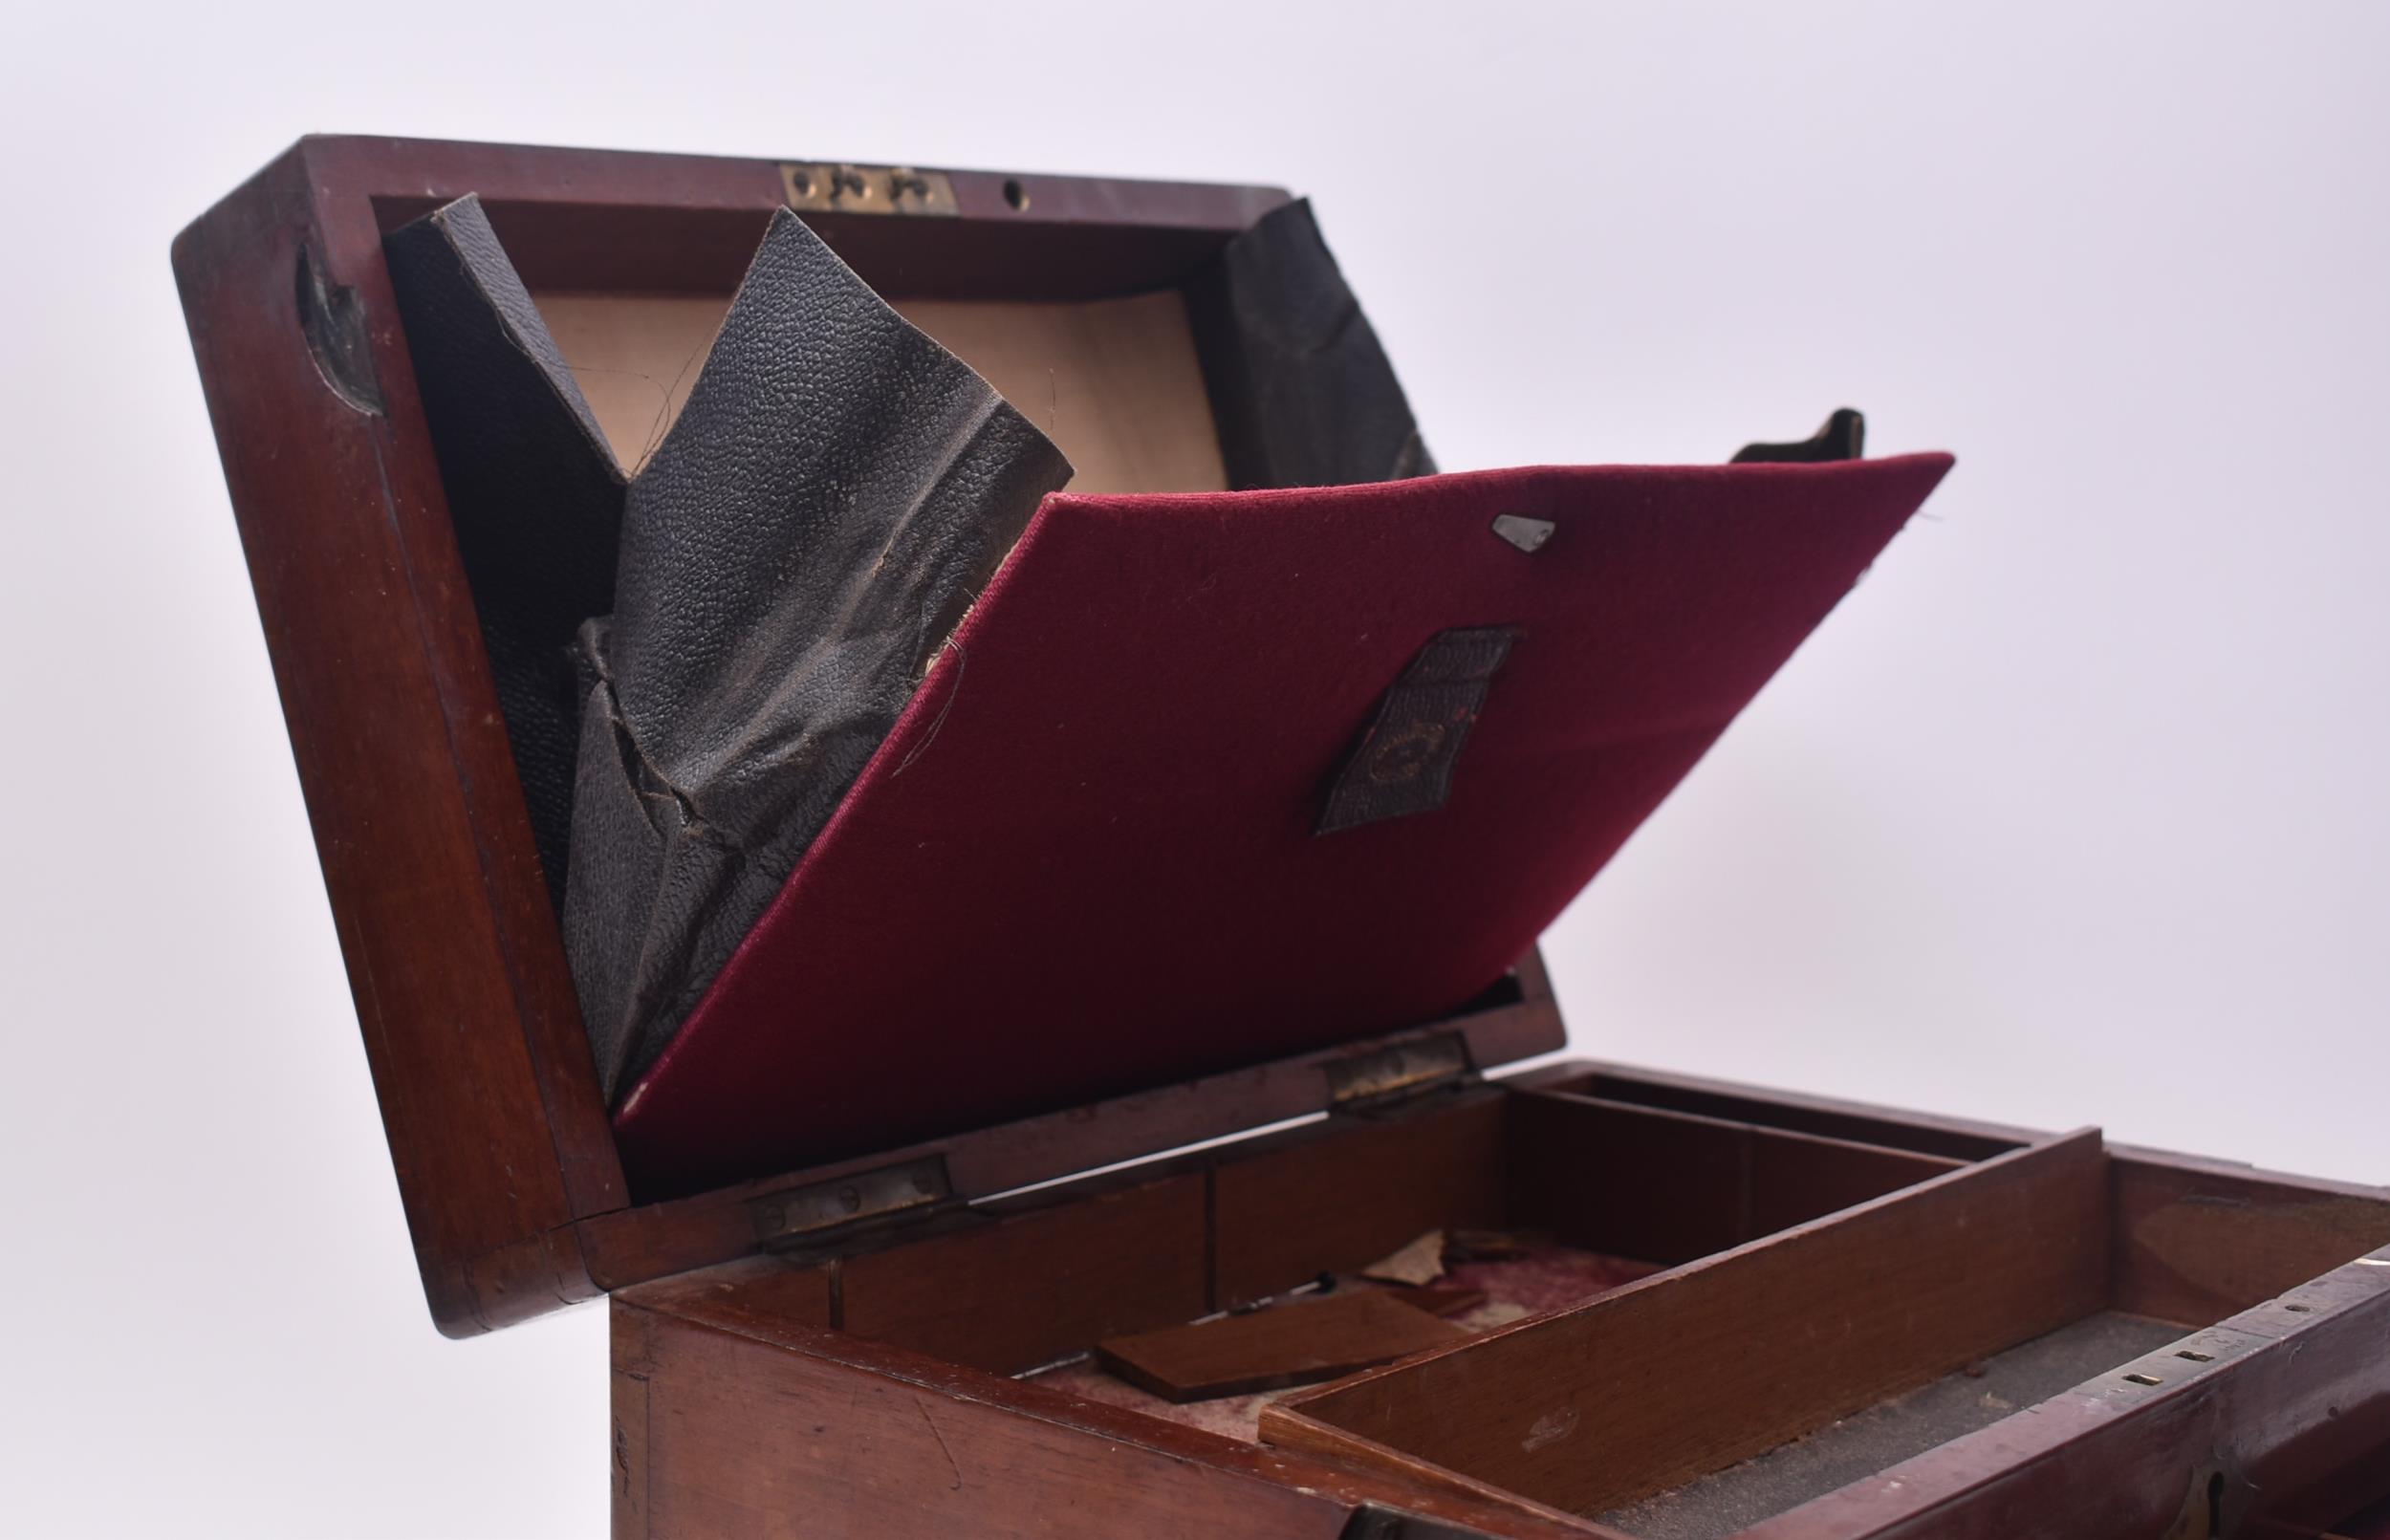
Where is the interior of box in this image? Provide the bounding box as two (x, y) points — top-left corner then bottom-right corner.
(671, 1073), (2390, 1533)
(712, 1082), (2017, 1455)
(1238, 1090), (2390, 1537)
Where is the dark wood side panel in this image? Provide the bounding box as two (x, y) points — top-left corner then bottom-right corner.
(615, 1255), (836, 1334)
(611, 1300), (1606, 1540)
(1213, 1093), (1510, 1309)
(173, 141), (616, 1335)
(1739, 1251), (2390, 1540)
(1263, 1131), (2112, 1517)
(2108, 1148), (2390, 1325)
(1509, 1093), (1962, 1264)
(839, 1170), (1209, 1375)
(1510, 1094), (1749, 1263)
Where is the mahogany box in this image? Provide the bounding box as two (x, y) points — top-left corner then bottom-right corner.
(173, 137), (2390, 1539)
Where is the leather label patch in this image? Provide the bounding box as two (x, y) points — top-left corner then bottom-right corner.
(1317, 626), (1520, 835)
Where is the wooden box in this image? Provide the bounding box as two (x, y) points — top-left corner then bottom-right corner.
(174, 138), (2390, 1539)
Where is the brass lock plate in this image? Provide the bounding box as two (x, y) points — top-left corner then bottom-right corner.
(780, 162), (960, 217)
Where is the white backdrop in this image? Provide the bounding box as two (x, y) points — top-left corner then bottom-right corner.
(4, 4), (2384, 1534)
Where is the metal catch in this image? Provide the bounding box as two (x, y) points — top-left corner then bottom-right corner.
(781, 163), (959, 217)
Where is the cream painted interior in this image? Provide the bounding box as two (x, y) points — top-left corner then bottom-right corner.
(529, 289), (1229, 494)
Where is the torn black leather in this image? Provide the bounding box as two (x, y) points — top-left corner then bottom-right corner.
(385, 192), (1423, 1102)
(1186, 198), (1435, 488)
(386, 200), (1070, 1095)
(384, 197), (626, 905)
(568, 210), (1071, 1093)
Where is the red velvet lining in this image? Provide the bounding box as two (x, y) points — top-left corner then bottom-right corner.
(614, 457), (1953, 1193)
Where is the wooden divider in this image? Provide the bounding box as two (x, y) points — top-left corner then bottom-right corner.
(1211, 1093), (1510, 1307)
(1539, 1069), (2030, 1163)
(1510, 1093), (1964, 1264)
(840, 1168), (1209, 1375)
(1261, 1129), (2111, 1517)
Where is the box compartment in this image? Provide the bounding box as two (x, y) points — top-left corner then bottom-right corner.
(1258, 1126), (2390, 1537)
(634, 1077), (2012, 1444)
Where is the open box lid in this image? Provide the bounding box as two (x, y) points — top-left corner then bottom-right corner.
(174, 137), (1945, 1334)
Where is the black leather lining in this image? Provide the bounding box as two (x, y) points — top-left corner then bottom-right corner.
(567, 210), (1071, 1093)
(384, 199), (627, 910)
(1185, 199), (1435, 489)
(386, 198), (1069, 1095)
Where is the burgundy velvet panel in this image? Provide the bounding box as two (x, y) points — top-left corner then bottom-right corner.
(614, 456), (1954, 1192)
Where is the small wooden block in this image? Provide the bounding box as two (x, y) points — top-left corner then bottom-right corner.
(1094, 1290), (1466, 1403)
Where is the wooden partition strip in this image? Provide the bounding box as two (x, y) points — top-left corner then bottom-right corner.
(1262, 1129), (2111, 1517)
(1536, 1064), (2032, 1162)
(1510, 1093), (1963, 1265)
(2107, 1149), (2390, 1325)
(1752, 1126), (1968, 1235)
(1211, 1093), (1510, 1309)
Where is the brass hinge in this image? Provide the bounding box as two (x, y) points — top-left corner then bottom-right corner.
(750, 1156), (955, 1248)
(780, 163), (959, 217)
(1324, 1032), (1474, 1112)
